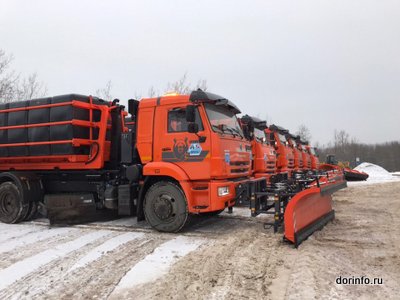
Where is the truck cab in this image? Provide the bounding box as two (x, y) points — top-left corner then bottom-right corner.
(135, 90), (252, 231)
(268, 125), (294, 179)
(286, 134), (304, 173)
(306, 145), (320, 171)
(240, 115), (276, 181)
(297, 138), (311, 171)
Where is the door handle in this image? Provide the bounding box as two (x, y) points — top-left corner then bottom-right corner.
(162, 147), (172, 151)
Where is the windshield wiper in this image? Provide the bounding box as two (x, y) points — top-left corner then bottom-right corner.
(230, 127), (244, 139)
(224, 127), (237, 137)
(212, 124), (243, 138)
(211, 124), (224, 133)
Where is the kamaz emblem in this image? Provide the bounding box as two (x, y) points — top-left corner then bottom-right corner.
(224, 151), (231, 163)
(187, 142), (202, 156)
(162, 139), (209, 162)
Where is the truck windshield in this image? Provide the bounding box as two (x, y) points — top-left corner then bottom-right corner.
(254, 127), (267, 143)
(310, 148), (316, 155)
(278, 133), (286, 144)
(205, 103), (244, 138)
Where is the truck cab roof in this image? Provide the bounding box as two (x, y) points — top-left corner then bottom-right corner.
(139, 89), (241, 114)
(269, 124), (288, 134)
(241, 115), (267, 130)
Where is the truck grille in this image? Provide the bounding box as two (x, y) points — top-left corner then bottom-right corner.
(230, 161), (250, 174)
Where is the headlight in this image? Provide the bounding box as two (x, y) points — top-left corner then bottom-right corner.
(218, 186), (230, 196)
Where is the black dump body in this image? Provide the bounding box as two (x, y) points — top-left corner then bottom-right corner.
(0, 94), (109, 158)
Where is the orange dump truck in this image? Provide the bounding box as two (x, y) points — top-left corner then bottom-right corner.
(0, 90), (257, 232)
(287, 134), (304, 174)
(240, 115), (276, 181)
(306, 145), (320, 171)
(268, 125), (294, 179)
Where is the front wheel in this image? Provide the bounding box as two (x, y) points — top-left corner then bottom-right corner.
(144, 181), (189, 232)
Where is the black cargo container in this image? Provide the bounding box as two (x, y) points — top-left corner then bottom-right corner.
(0, 94), (108, 158)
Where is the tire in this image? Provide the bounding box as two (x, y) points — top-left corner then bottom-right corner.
(24, 200), (38, 221)
(144, 181), (189, 232)
(0, 182), (27, 224)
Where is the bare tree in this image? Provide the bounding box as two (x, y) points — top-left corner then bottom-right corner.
(1, 49), (47, 102)
(165, 73), (190, 94)
(165, 73), (208, 94)
(194, 79), (208, 91)
(147, 86), (159, 98)
(334, 129), (349, 148)
(15, 73), (47, 100)
(0, 50), (18, 103)
(296, 124), (312, 142)
(132, 73), (208, 99)
(95, 80), (113, 100)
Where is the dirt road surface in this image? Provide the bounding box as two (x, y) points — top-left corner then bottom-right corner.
(0, 181), (399, 299)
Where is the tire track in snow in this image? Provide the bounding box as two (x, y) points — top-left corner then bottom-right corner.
(0, 230), (112, 291)
(0, 228), (89, 270)
(109, 236), (204, 299)
(0, 224), (44, 243)
(68, 232), (144, 273)
(0, 227), (75, 254)
(24, 234), (168, 300)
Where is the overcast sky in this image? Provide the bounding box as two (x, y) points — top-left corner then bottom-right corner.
(1, 0), (399, 144)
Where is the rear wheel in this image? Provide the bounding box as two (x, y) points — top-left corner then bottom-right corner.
(144, 181), (189, 232)
(0, 182), (27, 224)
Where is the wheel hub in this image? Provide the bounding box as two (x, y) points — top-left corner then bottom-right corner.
(153, 195), (175, 220)
(0, 193), (15, 215)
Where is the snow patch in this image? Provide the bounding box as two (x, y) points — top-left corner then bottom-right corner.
(0, 227), (75, 254)
(111, 236), (204, 293)
(0, 224), (44, 243)
(0, 230), (112, 291)
(68, 232), (144, 272)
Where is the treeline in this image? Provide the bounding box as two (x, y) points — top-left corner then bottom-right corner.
(316, 130), (400, 172)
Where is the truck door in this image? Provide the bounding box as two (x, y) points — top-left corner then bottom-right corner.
(153, 104), (211, 180)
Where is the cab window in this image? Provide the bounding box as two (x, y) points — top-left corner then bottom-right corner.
(167, 107), (203, 133)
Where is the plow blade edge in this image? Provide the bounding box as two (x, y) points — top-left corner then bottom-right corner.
(284, 180), (347, 247)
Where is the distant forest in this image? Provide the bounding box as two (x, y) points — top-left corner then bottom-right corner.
(316, 130), (400, 172)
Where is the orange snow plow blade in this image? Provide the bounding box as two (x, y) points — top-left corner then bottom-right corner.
(284, 175), (347, 247)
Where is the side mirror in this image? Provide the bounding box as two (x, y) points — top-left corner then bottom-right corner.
(242, 126), (251, 140)
(128, 99), (139, 116)
(269, 133), (275, 141)
(188, 123), (199, 134)
(186, 105), (196, 123)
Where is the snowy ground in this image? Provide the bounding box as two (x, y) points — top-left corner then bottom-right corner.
(0, 166), (399, 299)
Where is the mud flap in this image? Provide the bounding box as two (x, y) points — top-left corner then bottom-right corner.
(44, 193), (117, 225)
(284, 179), (347, 247)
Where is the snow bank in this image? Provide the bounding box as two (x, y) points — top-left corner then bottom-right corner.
(353, 162), (400, 184)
